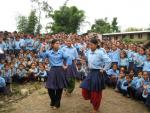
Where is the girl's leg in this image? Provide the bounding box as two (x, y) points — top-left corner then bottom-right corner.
(55, 89), (63, 108)
(48, 89), (55, 107)
(91, 91), (102, 112)
(82, 88), (91, 100)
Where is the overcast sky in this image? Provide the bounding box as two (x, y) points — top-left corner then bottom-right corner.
(0, 0), (150, 33)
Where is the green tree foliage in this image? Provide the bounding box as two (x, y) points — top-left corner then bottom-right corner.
(17, 16), (28, 33)
(111, 17), (120, 32)
(50, 6), (85, 34)
(89, 17), (120, 34)
(26, 10), (38, 34)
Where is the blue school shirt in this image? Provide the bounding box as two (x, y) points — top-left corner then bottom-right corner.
(86, 49), (111, 70)
(106, 69), (119, 77)
(143, 61), (150, 72)
(120, 58), (129, 67)
(8, 39), (15, 50)
(131, 77), (139, 89)
(38, 70), (47, 77)
(61, 46), (78, 65)
(136, 77), (144, 89)
(0, 76), (6, 87)
(136, 54), (146, 67)
(40, 49), (68, 67)
(127, 50), (134, 62)
(25, 38), (34, 50)
(109, 49), (120, 65)
(121, 79), (129, 91)
(0, 42), (7, 51)
(14, 40), (21, 50)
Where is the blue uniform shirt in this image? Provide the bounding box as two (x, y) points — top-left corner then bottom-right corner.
(143, 61), (150, 72)
(40, 49), (68, 67)
(0, 76), (6, 87)
(86, 49), (111, 70)
(61, 46), (78, 65)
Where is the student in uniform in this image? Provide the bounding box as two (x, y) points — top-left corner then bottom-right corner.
(61, 38), (78, 95)
(80, 38), (111, 113)
(39, 39), (68, 109)
(0, 73), (6, 94)
(37, 64), (47, 82)
(106, 64), (119, 88)
(143, 55), (150, 77)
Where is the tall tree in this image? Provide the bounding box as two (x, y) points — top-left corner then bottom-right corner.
(17, 16), (28, 33)
(26, 10), (38, 34)
(50, 6), (85, 34)
(90, 18), (111, 34)
(111, 17), (120, 32)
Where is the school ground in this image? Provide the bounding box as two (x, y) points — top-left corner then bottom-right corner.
(1, 82), (150, 113)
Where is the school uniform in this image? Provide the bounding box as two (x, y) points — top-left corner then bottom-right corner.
(109, 49), (120, 66)
(134, 53), (146, 73)
(145, 85), (150, 108)
(7, 38), (15, 54)
(143, 61), (150, 77)
(127, 50), (135, 71)
(14, 39), (22, 56)
(116, 75), (126, 92)
(0, 41), (7, 60)
(0, 76), (6, 93)
(25, 38), (34, 51)
(106, 69), (119, 88)
(40, 49), (68, 108)
(80, 49), (111, 111)
(14, 69), (27, 83)
(37, 70), (47, 82)
(120, 58), (129, 70)
(28, 68), (38, 81)
(61, 45), (78, 94)
(120, 78), (130, 96)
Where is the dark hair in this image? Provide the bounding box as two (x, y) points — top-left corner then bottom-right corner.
(51, 39), (59, 45)
(90, 38), (99, 48)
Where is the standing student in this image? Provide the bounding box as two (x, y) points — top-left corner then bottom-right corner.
(40, 39), (68, 109)
(80, 38), (111, 113)
(62, 38), (78, 95)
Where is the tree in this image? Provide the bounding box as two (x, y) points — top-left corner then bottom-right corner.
(26, 10), (38, 34)
(111, 17), (120, 32)
(17, 16), (28, 33)
(90, 18), (111, 34)
(50, 6), (85, 34)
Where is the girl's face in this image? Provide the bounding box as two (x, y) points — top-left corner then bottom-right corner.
(31, 64), (36, 69)
(66, 40), (72, 47)
(90, 42), (97, 51)
(147, 55), (150, 61)
(5, 65), (9, 70)
(40, 66), (45, 71)
(53, 41), (60, 50)
(143, 72), (149, 80)
(120, 52), (125, 58)
(139, 48), (145, 55)
(138, 72), (143, 78)
(112, 65), (118, 70)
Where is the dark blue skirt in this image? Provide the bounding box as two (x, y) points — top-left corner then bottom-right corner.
(46, 67), (68, 89)
(146, 94), (150, 108)
(66, 63), (78, 78)
(80, 69), (105, 92)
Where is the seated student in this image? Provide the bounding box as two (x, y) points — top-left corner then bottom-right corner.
(37, 64), (47, 82)
(45, 58), (51, 72)
(2, 64), (12, 93)
(0, 74), (6, 94)
(145, 85), (150, 108)
(116, 71), (126, 92)
(127, 70), (143, 98)
(14, 64), (27, 84)
(142, 82), (150, 103)
(120, 74), (132, 96)
(136, 71), (149, 100)
(76, 60), (86, 81)
(106, 64), (119, 88)
(28, 63), (38, 81)
(143, 55), (150, 78)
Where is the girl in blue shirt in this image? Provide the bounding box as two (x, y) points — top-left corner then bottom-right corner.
(80, 38), (111, 113)
(40, 39), (68, 109)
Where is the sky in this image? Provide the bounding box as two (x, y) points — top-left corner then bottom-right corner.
(0, 0), (150, 33)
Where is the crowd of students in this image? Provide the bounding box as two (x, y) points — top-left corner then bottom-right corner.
(0, 31), (150, 112)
